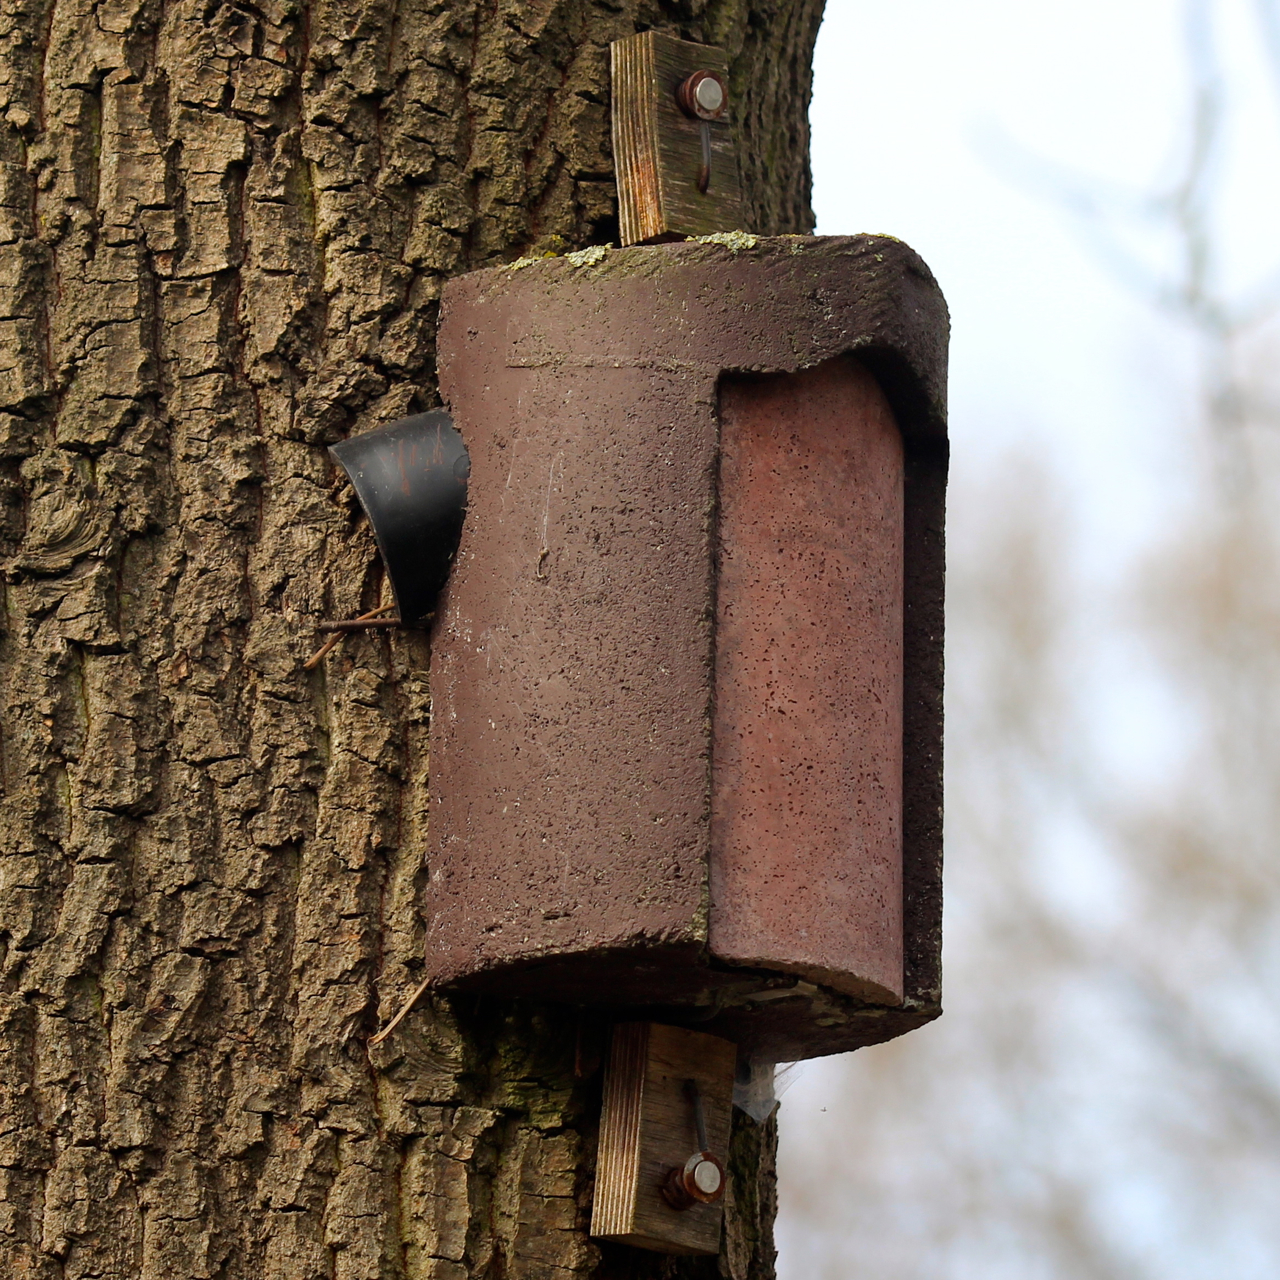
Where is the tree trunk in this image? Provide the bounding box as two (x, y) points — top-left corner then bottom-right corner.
(0, 0), (822, 1274)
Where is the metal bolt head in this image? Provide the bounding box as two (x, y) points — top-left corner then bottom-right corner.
(661, 1150), (727, 1210)
(694, 77), (724, 115)
(691, 1158), (722, 1196)
(676, 70), (727, 121)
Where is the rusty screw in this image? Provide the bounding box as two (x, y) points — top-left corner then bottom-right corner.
(675, 71), (726, 195)
(676, 70), (727, 120)
(660, 1078), (726, 1210)
(661, 1151), (726, 1210)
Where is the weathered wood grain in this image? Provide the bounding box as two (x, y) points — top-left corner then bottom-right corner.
(611, 31), (744, 244)
(592, 1023), (737, 1255)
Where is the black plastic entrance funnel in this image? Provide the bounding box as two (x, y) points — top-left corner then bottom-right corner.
(329, 411), (470, 625)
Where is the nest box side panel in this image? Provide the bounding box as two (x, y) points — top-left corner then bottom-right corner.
(710, 357), (905, 1004)
(425, 282), (720, 995)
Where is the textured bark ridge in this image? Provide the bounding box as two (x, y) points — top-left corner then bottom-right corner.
(0, 0), (820, 1275)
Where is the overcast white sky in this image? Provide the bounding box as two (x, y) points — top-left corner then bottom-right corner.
(804, 0), (1280, 560)
(776, 0), (1280, 1273)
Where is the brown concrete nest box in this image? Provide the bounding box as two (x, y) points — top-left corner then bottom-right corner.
(422, 235), (947, 1064)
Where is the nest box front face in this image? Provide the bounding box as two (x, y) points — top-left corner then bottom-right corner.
(422, 237), (947, 1063)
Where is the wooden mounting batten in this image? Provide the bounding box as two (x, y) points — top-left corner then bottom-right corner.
(610, 32), (744, 245)
(591, 1022), (736, 1255)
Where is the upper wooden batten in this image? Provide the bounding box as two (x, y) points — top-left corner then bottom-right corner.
(610, 32), (744, 245)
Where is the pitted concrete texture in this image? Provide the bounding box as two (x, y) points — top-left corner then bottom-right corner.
(428, 235), (947, 1061)
(711, 359), (904, 1004)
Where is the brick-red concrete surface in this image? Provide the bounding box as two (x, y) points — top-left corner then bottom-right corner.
(427, 235), (948, 1060)
(711, 359), (904, 1005)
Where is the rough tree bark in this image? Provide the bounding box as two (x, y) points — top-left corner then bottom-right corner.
(0, 0), (824, 1275)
